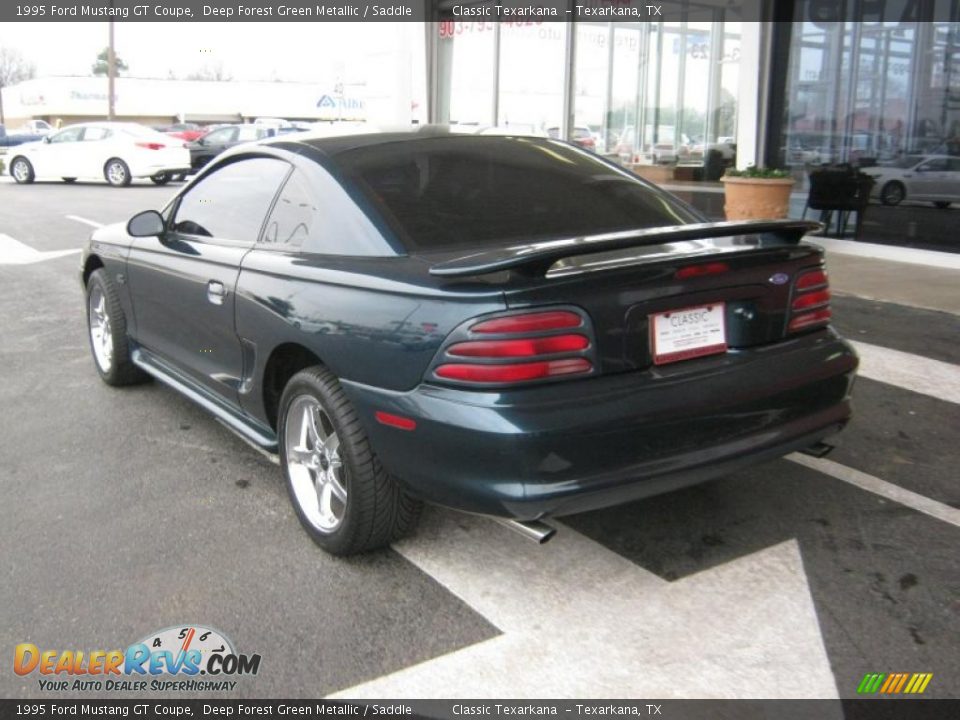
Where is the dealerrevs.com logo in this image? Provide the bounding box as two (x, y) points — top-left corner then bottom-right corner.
(14, 625), (261, 692)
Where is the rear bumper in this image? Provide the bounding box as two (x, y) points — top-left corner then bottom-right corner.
(341, 329), (858, 519)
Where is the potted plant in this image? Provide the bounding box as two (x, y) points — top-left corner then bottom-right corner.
(720, 166), (795, 220)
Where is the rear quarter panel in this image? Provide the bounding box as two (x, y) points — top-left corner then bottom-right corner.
(235, 250), (506, 428)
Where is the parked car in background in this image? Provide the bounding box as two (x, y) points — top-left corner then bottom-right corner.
(80, 128), (857, 555)
(0, 124), (44, 149)
(18, 119), (53, 136)
(547, 125), (596, 151)
(864, 154), (960, 207)
(155, 122), (206, 142)
(615, 125), (692, 164)
(185, 124), (276, 170)
(7, 122), (190, 186)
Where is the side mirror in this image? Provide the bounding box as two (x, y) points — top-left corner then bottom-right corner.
(127, 210), (165, 237)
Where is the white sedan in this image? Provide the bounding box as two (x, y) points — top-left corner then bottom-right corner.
(8, 122), (191, 187)
(864, 154), (960, 208)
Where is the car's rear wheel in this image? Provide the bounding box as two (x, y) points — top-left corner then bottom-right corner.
(11, 157), (35, 184)
(150, 173), (171, 185)
(880, 181), (905, 206)
(104, 158), (132, 187)
(62, 177), (77, 184)
(279, 366), (422, 555)
(933, 201), (951, 209)
(85, 269), (148, 386)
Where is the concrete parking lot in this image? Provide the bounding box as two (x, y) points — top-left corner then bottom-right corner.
(1, 177), (958, 699)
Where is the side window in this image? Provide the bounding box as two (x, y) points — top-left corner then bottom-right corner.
(919, 158), (947, 172)
(171, 157), (290, 244)
(205, 128), (236, 144)
(259, 170), (319, 250)
(50, 127), (83, 144)
(82, 127), (111, 142)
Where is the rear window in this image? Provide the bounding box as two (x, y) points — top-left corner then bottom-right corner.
(336, 137), (701, 251)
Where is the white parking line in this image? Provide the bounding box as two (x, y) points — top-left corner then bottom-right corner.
(331, 512), (837, 699)
(813, 236), (960, 270)
(851, 340), (960, 405)
(65, 215), (104, 229)
(789, 453), (960, 529)
(0, 234), (80, 265)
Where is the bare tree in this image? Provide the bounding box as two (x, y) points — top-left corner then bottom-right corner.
(0, 46), (36, 126)
(186, 61), (233, 82)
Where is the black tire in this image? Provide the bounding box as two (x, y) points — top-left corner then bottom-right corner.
(933, 201), (951, 209)
(10, 157), (35, 184)
(104, 158), (132, 187)
(85, 269), (149, 386)
(278, 366), (422, 555)
(150, 173), (171, 186)
(880, 181), (905, 206)
(174, 173), (186, 182)
(62, 177), (77, 184)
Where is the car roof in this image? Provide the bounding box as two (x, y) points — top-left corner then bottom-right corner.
(268, 125), (566, 156)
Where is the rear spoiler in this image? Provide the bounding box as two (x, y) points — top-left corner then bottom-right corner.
(429, 219), (822, 278)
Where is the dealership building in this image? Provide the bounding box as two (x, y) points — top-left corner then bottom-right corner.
(1, 0), (956, 244)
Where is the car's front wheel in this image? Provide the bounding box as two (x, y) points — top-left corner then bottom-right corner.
(85, 269), (148, 386)
(104, 158), (132, 187)
(279, 366), (422, 555)
(10, 157), (35, 184)
(933, 201), (951, 209)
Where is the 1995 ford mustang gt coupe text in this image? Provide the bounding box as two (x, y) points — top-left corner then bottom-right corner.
(80, 128), (858, 555)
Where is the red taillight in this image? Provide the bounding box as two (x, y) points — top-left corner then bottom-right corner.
(435, 359), (592, 383)
(788, 308), (832, 332)
(789, 267), (832, 334)
(795, 269), (828, 290)
(792, 289), (831, 311)
(433, 309), (594, 386)
(135, 142), (165, 150)
(470, 311), (581, 334)
(675, 261), (730, 280)
(447, 334), (589, 358)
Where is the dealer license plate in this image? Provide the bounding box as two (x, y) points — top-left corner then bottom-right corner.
(650, 303), (727, 365)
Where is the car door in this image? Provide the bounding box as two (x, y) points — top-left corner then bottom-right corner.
(910, 157), (948, 200)
(125, 156), (291, 403)
(35, 126), (85, 177)
(192, 127), (237, 168)
(77, 125), (113, 178)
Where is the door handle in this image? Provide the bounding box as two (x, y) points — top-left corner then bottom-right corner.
(207, 280), (226, 305)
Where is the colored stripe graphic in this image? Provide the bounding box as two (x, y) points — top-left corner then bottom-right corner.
(858, 672), (933, 694)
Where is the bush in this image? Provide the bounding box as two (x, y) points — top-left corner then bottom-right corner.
(724, 165), (791, 179)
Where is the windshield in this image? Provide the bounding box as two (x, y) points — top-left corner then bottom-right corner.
(337, 136), (702, 252)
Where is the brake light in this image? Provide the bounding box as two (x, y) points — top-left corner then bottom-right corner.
(432, 309), (595, 387)
(447, 334), (588, 358)
(675, 261), (730, 280)
(788, 267), (832, 333)
(135, 142), (165, 150)
(471, 311), (581, 334)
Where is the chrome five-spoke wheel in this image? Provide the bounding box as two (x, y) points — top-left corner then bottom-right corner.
(88, 285), (114, 374)
(284, 395), (347, 533)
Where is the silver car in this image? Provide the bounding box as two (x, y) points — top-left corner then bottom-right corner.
(866, 154), (960, 208)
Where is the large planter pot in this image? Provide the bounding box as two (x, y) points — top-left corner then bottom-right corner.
(720, 176), (795, 220)
(629, 164), (675, 185)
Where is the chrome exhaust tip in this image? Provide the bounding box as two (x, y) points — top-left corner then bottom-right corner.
(800, 440), (836, 459)
(495, 518), (557, 544)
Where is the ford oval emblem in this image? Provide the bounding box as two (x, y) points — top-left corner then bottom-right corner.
(769, 272), (790, 285)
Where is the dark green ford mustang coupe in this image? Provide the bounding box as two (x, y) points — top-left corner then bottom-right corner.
(81, 128), (857, 555)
